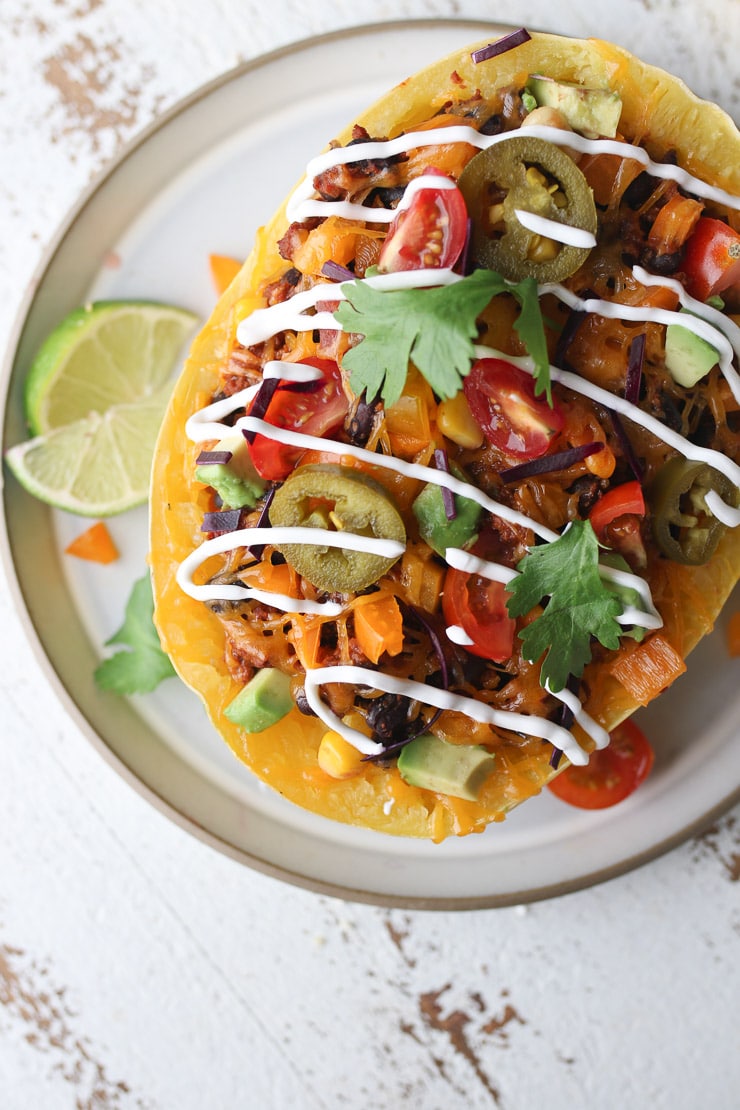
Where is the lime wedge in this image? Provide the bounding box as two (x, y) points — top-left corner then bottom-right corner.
(5, 384), (176, 516)
(6, 299), (197, 515)
(24, 300), (198, 435)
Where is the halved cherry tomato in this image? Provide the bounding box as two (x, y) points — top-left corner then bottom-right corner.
(246, 358), (348, 481)
(378, 169), (468, 273)
(442, 569), (515, 662)
(442, 531), (516, 662)
(547, 718), (654, 809)
(682, 216), (740, 302)
(463, 358), (564, 460)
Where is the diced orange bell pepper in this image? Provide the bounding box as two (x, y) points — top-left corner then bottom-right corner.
(384, 369), (435, 460)
(209, 254), (242, 296)
(64, 522), (119, 564)
(289, 614), (322, 670)
(399, 543), (445, 612)
(242, 559), (297, 596)
(609, 633), (686, 705)
(290, 217), (384, 278)
(579, 150), (644, 207)
(353, 593), (404, 664)
(648, 195), (704, 257)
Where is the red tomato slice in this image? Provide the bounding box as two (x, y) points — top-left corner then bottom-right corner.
(463, 358), (564, 460)
(378, 169), (468, 273)
(589, 481), (646, 540)
(246, 358), (348, 481)
(589, 480), (647, 566)
(547, 719), (654, 809)
(682, 216), (740, 302)
(442, 531), (516, 663)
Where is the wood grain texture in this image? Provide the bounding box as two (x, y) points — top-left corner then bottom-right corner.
(1, 2), (739, 1108)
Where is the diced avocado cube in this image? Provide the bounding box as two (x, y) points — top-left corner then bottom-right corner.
(412, 477), (481, 556)
(665, 316), (719, 388)
(526, 75), (622, 138)
(397, 733), (495, 801)
(195, 432), (266, 509)
(224, 668), (293, 733)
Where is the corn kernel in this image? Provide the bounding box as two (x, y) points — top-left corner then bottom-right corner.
(585, 442), (616, 479)
(527, 234), (560, 263)
(437, 391), (484, 449)
(488, 202), (506, 227)
(418, 560), (445, 613)
(525, 166), (548, 191)
(317, 730), (366, 779)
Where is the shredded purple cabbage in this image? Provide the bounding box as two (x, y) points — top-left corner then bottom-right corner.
(609, 410), (645, 482)
(471, 28), (531, 64)
(455, 217), (473, 276)
(550, 676), (581, 768)
(625, 333), (646, 404)
(321, 260), (355, 283)
(278, 379), (322, 395)
(434, 448), (457, 520)
(554, 308), (586, 368)
(407, 604), (450, 691)
(500, 442), (604, 483)
(244, 486), (276, 561)
(196, 449), (233, 466)
(201, 509), (242, 534)
(242, 377), (280, 444)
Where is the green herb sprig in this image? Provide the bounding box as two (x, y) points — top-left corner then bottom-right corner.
(506, 520), (623, 693)
(94, 573), (175, 695)
(334, 269), (550, 408)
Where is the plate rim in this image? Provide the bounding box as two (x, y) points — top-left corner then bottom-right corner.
(2, 17), (739, 911)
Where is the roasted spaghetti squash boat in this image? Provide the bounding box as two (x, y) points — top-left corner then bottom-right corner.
(151, 30), (740, 839)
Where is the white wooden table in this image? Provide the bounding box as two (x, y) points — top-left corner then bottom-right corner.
(1, 3), (739, 1107)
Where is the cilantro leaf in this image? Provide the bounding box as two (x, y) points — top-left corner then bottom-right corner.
(94, 573), (175, 695)
(334, 269), (550, 408)
(506, 520), (622, 692)
(511, 276), (551, 403)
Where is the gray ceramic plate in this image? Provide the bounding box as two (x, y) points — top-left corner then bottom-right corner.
(2, 20), (739, 908)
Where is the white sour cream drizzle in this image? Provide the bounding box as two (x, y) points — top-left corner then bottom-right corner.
(235, 267), (740, 502)
(303, 665), (608, 764)
(236, 268), (740, 434)
(633, 265), (740, 360)
(396, 172), (460, 208)
(286, 123), (740, 223)
(238, 414), (559, 543)
(235, 267), (452, 348)
(445, 625), (475, 647)
(473, 343), (740, 508)
(444, 545), (662, 631)
(182, 113), (740, 763)
(513, 208), (597, 248)
(186, 361), (324, 441)
(541, 281), (740, 406)
(184, 412), (662, 754)
(176, 527), (404, 613)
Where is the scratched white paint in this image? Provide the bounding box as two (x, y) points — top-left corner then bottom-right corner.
(1, 2), (739, 1108)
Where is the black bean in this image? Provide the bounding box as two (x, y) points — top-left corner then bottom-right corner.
(294, 687), (317, 717)
(346, 396), (380, 445)
(479, 113), (504, 136)
(365, 693), (415, 743)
